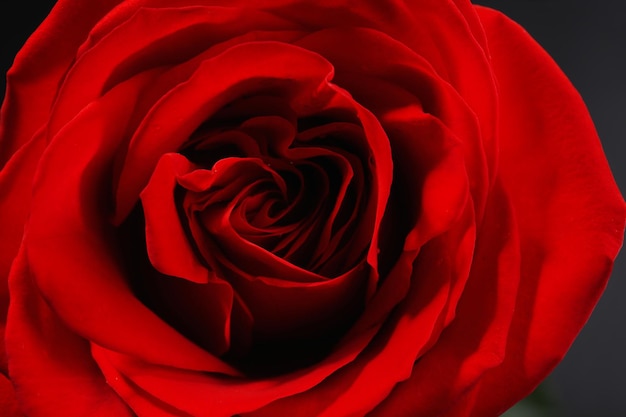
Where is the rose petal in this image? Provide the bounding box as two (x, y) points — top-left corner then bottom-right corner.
(293, 123), (368, 274)
(115, 40), (341, 221)
(194, 154), (354, 278)
(219, 261), (368, 360)
(25, 71), (237, 374)
(147, 272), (246, 358)
(296, 27), (491, 219)
(87, 351), (192, 417)
(459, 8), (626, 416)
(6, 246), (134, 417)
(0, 132), (46, 372)
(47, 6), (300, 138)
(0, 373), (23, 417)
(368, 181), (520, 416)
(140, 153), (208, 284)
(180, 157), (326, 282)
(344, 113), (472, 338)
(91, 324), (378, 417)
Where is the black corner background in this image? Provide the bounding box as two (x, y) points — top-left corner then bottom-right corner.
(1, 1), (625, 416)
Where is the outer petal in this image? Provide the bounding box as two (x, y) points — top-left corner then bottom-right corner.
(6, 246), (134, 417)
(24, 70), (237, 374)
(454, 7), (626, 417)
(0, 134), (45, 373)
(368, 180), (520, 417)
(0, 0), (123, 374)
(1, 2), (124, 366)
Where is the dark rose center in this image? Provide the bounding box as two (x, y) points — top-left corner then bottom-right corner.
(119, 93), (375, 376)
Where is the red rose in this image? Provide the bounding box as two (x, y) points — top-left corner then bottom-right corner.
(0, 1), (624, 416)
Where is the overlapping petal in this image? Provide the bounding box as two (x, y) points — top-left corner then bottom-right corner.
(6, 246), (134, 417)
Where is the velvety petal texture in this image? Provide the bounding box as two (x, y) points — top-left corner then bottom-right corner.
(0, 0), (623, 417)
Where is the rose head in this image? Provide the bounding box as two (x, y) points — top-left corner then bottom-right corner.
(0, 1), (624, 416)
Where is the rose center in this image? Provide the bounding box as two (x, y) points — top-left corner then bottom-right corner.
(121, 94), (377, 376)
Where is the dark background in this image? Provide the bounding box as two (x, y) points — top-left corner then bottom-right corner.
(1, 1), (625, 416)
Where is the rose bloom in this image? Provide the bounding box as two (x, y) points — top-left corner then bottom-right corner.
(0, 0), (624, 416)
